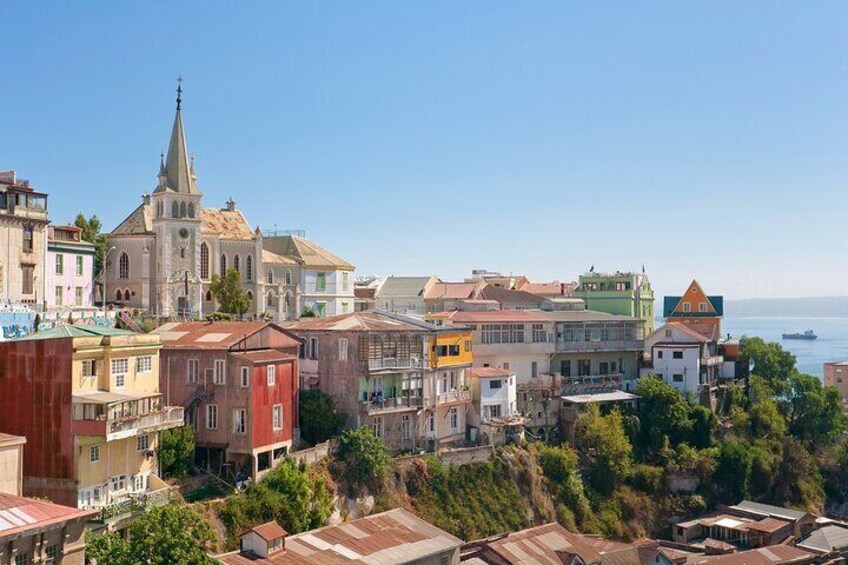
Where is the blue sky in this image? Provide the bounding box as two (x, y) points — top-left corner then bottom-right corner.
(1, 2), (846, 299)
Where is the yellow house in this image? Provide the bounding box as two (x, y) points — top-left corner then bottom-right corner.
(422, 327), (474, 448)
(0, 326), (184, 528)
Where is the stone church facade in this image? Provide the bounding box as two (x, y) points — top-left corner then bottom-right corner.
(103, 90), (353, 320)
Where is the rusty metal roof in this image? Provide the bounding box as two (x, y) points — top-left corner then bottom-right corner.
(264, 235), (354, 270)
(0, 493), (96, 541)
(423, 282), (478, 300)
(289, 312), (432, 333)
(250, 521), (288, 542)
(467, 367), (513, 379)
(155, 321), (298, 350)
(231, 349), (296, 364)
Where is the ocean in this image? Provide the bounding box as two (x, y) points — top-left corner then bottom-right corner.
(720, 317), (848, 378)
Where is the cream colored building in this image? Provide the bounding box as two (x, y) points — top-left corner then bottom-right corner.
(0, 433), (25, 496)
(0, 171), (49, 307)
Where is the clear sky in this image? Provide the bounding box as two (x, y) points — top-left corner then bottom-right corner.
(2, 2), (846, 300)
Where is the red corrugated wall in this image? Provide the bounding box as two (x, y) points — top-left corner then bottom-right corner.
(250, 358), (298, 450)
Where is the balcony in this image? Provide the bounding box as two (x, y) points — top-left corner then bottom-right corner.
(92, 481), (173, 525)
(435, 390), (472, 405)
(702, 355), (724, 367)
(367, 357), (423, 371)
(555, 340), (643, 353)
(73, 406), (185, 442)
(360, 396), (423, 414)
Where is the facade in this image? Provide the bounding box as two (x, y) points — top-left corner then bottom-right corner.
(0, 171), (49, 308)
(291, 311), (473, 452)
(104, 90), (349, 321)
(662, 279), (724, 341)
(214, 508), (462, 564)
(374, 275), (438, 315)
(467, 367), (520, 446)
(571, 270), (655, 334)
(46, 225), (95, 312)
(154, 321), (300, 480)
(0, 326), (183, 526)
(641, 322), (725, 395)
(824, 361), (848, 411)
(423, 281), (481, 313)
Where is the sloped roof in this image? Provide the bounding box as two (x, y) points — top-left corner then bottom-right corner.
(289, 311), (435, 333)
(201, 208), (256, 240)
(477, 285), (545, 308)
(249, 521), (288, 542)
(265, 235), (354, 270)
(262, 249), (297, 266)
(0, 493), (96, 540)
(154, 321), (298, 349)
(424, 282), (478, 300)
(444, 310), (547, 323)
(12, 325), (136, 341)
(686, 545), (813, 565)
(111, 203), (154, 236)
(798, 525), (848, 553)
(155, 108), (201, 195)
(468, 367), (514, 378)
(729, 501), (810, 522)
(481, 523), (638, 565)
(647, 322), (711, 344)
(376, 276), (435, 299)
(519, 281), (577, 297)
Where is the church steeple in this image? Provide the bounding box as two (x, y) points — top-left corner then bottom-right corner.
(155, 77), (201, 195)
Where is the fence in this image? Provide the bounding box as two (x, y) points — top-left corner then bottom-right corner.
(290, 440), (337, 466)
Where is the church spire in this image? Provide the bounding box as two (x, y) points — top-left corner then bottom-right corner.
(155, 77), (201, 195)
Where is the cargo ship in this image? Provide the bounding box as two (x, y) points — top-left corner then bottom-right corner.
(781, 330), (817, 340)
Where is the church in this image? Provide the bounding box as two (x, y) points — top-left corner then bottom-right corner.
(103, 85), (355, 320)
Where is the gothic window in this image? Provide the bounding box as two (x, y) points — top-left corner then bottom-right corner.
(188, 203), (195, 218)
(267, 291), (274, 307)
(119, 252), (130, 279)
(285, 269), (292, 286)
(284, 291), (292, 317)
(179, 202), (187, 218)
(200, 243), (209, 279)
(220, 254), (227, 275)
(267, 269), (274, 285)
(124, 289), (131, 301)
(246, 255), (253, 281)
(172, 201), (179, 218)
(246, 291), (253, 306)
(205, 290), (213, 302)
(116, 289), (123, 301)
(233, 255), (240, 274)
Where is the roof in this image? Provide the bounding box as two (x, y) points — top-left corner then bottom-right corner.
(289, 311), (438, 333)
(686, 545), (813, 565)
(798, 525), (848, 553)
(562, 391), (640, 404)
(423, 282), (478, 300)
(231, 350), (296, 364)
(262, 249), (297, 266)
(154, 321), (299, 349)
(729, 501), (810, 522)
(540, 310), (640, 323)
(155, 107), (201, 195)
(72, 390), (161, 405)
(264, 235), (354, 270)
(215, 508), (462, 565)
(249, 522), (288, 542)
(746, 517), (792, 534)
(0, 492), (96, 540)
(467, 367), (514, 379)
(111, 203), (154, 235)
(11, 325), (136, 342)
(648, 322), (711, 344)
(376, 277), (435, 299)
(201, 207), (256, 240)
(519, 281), (576, 297)
(442, 310), (547, 323)
(477, 285), (544, 308)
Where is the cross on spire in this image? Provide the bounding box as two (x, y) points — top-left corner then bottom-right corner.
(176, 75), (183, 110)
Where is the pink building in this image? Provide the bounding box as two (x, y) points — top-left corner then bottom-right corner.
(46, 225), (95, 311)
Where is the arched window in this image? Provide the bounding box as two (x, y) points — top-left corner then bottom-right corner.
(124, 289), (131, 301)
(246, 255), (253, 281)
(188, 202), (195, 218)
(179, 202), (187, 218)
(119, 252), (130, 279)
(233, 255), (240, 274)
(200, 243), (209, 279)
(267, 269), (274, 285)
(267, 291), (274, 307)
(115, 289), (123, 301)
(172, 201), (179, 218)
(284, 291), (292, 317)
(220, 254), (227, 276)
(285, 269), (292, 285)
(246, 291), (253, 306)
(205, 290), (213, 302)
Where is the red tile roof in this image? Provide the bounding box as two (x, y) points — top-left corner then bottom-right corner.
(0, 493), (96, 540)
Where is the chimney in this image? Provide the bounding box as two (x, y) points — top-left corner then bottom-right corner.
(226, 197), (236, 212)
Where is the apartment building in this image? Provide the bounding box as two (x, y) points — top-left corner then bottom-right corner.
(467, 367), (520, 446)
(0, 171), (49, 307)
(45, 225), (96, 312)
(0, 326), (183, 529)
(571, 270), (655, 334)
(154, 321), (300, 480)
(290, 311), (473, 452)
(641, 322), (725, 395)
(824, 361), (848, 411)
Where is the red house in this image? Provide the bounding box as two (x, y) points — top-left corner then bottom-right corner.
(154, 321), (300, 480)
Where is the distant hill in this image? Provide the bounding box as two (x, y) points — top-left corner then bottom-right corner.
(725, 296), (848, 318)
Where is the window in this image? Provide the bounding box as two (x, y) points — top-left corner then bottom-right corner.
(309, 337), (318, 360)
(267, 365), (276, 386)
(481, 324), (525, 344)
(206, 290), (213, 302)
(220, 253), (227, 275)
(54, 285), (63, 306)
(316, 302), (326, 317)
(15, 553), (27, 565)
(246, 255), (253, 281)
(137, 434), (149, 452)
(188, 359), (199, 383)
(577, 359), (591, 376)
(698, 302), (708, 313)
(673, 374), (684, 383)
(133, 474), (148, 493)
(682, 302), (691, 313)
(110, 474), (127, 493)
(267, 291), (275, 307)
(450, 407), (459, 430)
(82, 359), (97, 378)
(426, 413), (435, 434)
(440, 555), (450, 565)
(599, 362), (609, 375)
(136, 356), (152, 373)
(285, 269), (292, 285)
(179, 202), (187, 218)
(111, 358), (128, 387)
(90, 445), (100, 463)
(45, 545), (58, 565)
(672, 351), (684, 359)
(75, 286), (83, 306)
(532, 324), (547, 343)
(272, 404), (283, 430)
(118, 252), (129, 279)
(657, 350), (664, 359)
(401, 414), (411, 440)
(502, 362), (509, 370)
(213, 359), (226, 385)
(200, 242), (209, 279)
(465, 340), (472, 352)
(489, 379), (503, 390)
(531, 361), (538, 379)
(55, 253), (63, 274)
(22, 225), (33, 252)
(267, 269), (274, 284)
(188, 202), (195, 218)
(124, 288), (131, 301)
(316, 272), (326, 291)
(172, 201), (179, 218)
(206, 404), (218, 429)
(560, 360), (571, 377)
(233, 409), (246, 434)
(370, 416), (383, 439)
(21, 264), (33, 294)
(241, 366), (250, 388)
(233, 254), (240, 274)
(485, 404), (502, 419)
(342, 271), (349, 291)
(341, 301), (350, 314)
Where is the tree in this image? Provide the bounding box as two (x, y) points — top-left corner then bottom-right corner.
(714, 437), (752, 503)
(776, 437), (825, 511)
(574, 405), (632, 495)
(158, 426), (196, 479)
(75, 213), (109, 276)
(299, 390), (347, 446)
(86, 504), (216, 565)
(209, 268), (251, 317)
(689, 405), (717, 449)
(633, 376), (693, 455)
(336, 426), (391, 488)
(739, 337), (796, 395)
(784, 373), (847, 446)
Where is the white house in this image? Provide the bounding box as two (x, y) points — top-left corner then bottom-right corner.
(467, 367), (519, 445)
(641, 322), (724, 396)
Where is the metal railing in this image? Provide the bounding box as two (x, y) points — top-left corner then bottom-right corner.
(94, 485), (173, 523)
(361, 396), (423, 413)
(555, 339), (643, 352)
(367, 357), (422, 371)
(436, 390), (472, 404)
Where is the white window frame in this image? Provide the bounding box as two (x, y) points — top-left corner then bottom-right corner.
(111, 358), (128, 388)
(401, 414), (411, 440)
(241, 366), (250, 388)
(272, 404), (283, 430)
(188, 359), (199, 383)
(75, 286), (83, 306)
(338, 338), (348, 361)
(136, 356), (152, 373)
(76, 255), (84, 276)
(450, 407), (459, 431)
(233, 409), (246, 434)
(213, 359), (226, 385)
(267, 364), (276, 386)
(110, 474), (127, 493)
(137, 434), (149, 452)
(90, 445), (100, 463)
(206, 404), (218, 429)
(82, 359), (97, 378)
(371, 416), (383, 439)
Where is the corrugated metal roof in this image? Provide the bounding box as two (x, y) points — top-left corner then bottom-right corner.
(154, 321), (298, 349)
(264, 235), (354, 270)
(289, 312), (435, 333)
(11, 325), (136, 341)
(799, 525), (848, 553)
(0, 493), (96, 540)
(729, 500), (809, 522)
(375, 277), (435, 299)
(423, 282), (478, 300)
(231, 349), (296, 363)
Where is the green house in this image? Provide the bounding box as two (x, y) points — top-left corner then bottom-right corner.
(571, 271), (655, 334)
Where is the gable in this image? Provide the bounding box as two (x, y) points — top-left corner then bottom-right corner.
(111, 204), (154, 236)
(672, 280), (714, 316)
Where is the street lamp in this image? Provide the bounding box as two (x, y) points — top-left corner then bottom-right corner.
(102, 246), (116, 315)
